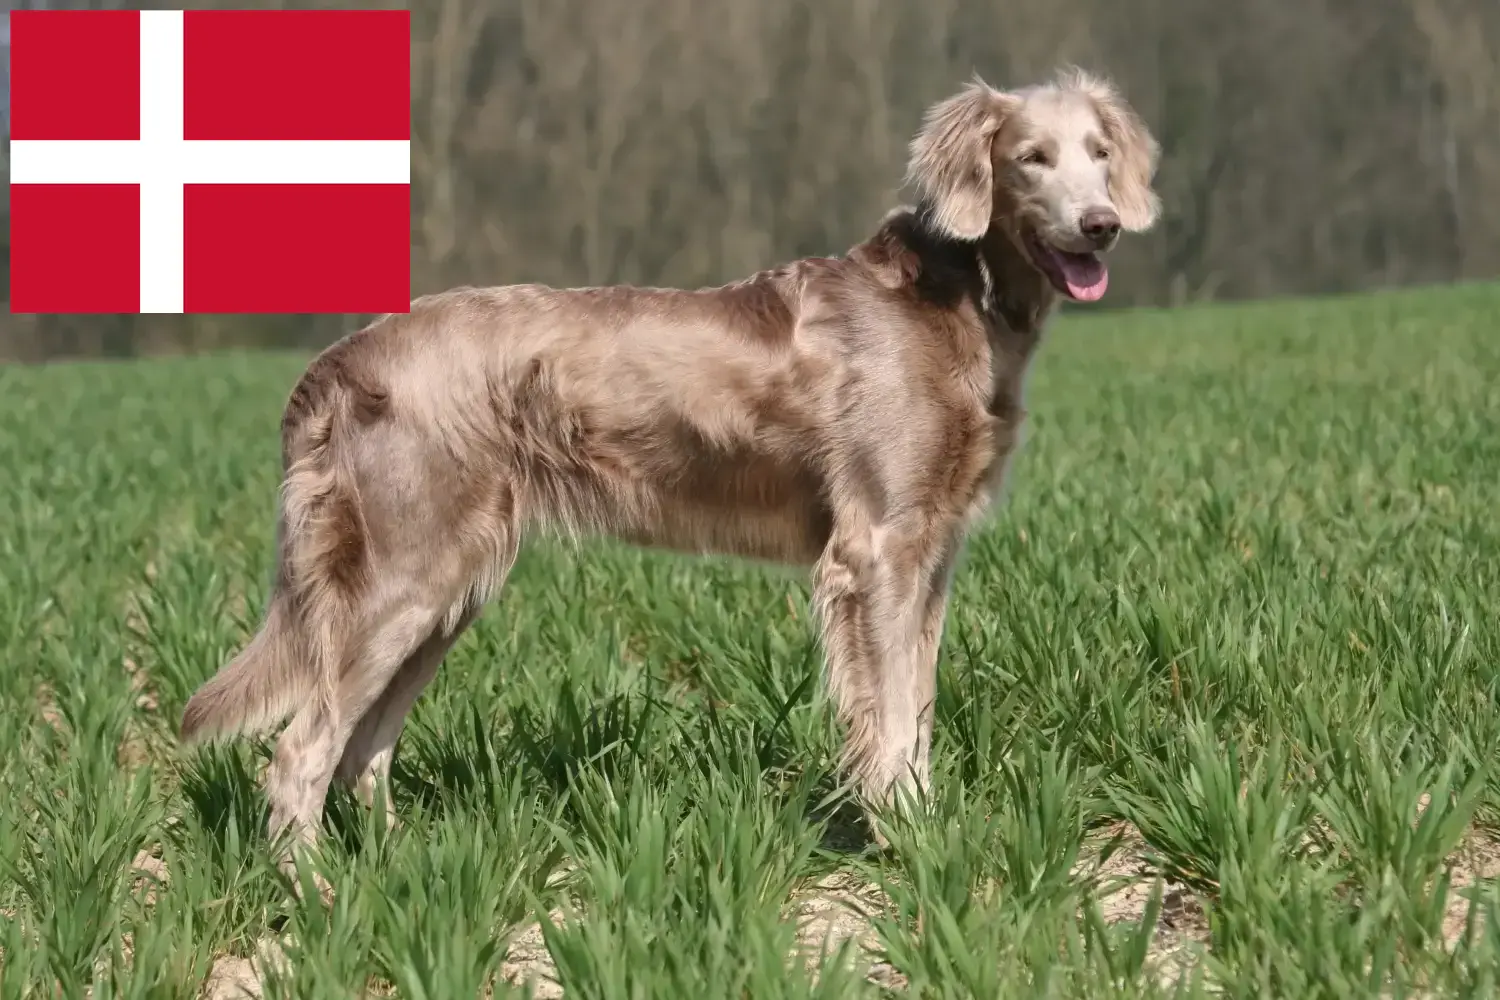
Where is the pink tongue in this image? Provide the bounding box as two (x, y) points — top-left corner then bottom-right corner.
(1057, 252), (1108, 302)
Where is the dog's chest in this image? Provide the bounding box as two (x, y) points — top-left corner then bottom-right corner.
(957, 328), (1036, 526)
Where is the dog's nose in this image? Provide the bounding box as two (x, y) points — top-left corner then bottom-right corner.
(1080, 208), (1121, 245)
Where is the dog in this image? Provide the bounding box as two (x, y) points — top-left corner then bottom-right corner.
(180, 67), (1160, 853)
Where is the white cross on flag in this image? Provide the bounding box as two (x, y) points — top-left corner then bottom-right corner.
(8, 9), (411, 314)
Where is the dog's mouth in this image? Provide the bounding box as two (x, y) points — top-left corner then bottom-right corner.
(1024, 231), (1109, 302)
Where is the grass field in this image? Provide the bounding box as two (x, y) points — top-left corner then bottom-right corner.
(3, 282), (1500, 998)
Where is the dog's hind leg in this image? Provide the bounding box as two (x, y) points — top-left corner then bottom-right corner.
(334, 609), (478, 826)
(265, 597), (442, 857)
(333, 491), (523, 824)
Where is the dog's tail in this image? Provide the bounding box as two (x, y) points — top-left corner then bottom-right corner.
(181, 349), (375, 745)
(179, 593), (305, 744)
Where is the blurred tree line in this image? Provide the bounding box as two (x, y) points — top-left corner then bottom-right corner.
(3, 0), (1498, 362)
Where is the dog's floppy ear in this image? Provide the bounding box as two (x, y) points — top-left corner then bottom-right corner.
(906, 79), (1016, 241)
(1061, 68), (1161, 232)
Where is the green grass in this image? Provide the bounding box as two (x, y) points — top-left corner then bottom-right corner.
(3, 281), (1500, 997)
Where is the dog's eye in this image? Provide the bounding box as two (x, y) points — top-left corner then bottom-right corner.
(1019, 149), (1049, 167)
(1094, 146), (1111, 161)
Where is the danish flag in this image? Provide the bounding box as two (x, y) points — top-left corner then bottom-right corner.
(8, 9), (411, 314)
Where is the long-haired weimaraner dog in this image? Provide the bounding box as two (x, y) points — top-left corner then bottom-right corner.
(181, 67), (1160, 858)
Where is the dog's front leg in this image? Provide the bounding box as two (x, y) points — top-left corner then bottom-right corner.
(813, 519), (943, 823)
(907, 535), (962, 793)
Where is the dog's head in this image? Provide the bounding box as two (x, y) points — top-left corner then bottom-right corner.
(906, 68), (1160, 302)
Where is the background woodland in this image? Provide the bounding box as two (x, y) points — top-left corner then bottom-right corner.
(3, 0), (1498, 360)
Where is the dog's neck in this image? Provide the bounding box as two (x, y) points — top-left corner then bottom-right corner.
(868, 204), (1058, 346)
(975, 226), (1058, 342)
(849, 206), (1057, 423)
